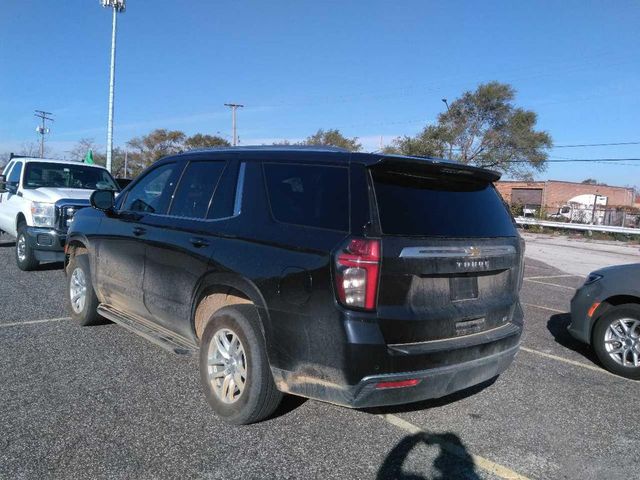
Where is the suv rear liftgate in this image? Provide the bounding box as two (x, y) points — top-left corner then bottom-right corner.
(275, 157), (524, 408)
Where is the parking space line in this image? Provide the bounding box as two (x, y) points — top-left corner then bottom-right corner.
(523, 278), (576, 290)
(522, 303), (565, 314)
(524, 274), (581, 280)
(378, 413), (532, 480)
(0, 317), (71, 328)
(519, 346), (624, 379)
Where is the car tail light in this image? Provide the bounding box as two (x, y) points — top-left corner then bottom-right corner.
(334, 238), (381, 310)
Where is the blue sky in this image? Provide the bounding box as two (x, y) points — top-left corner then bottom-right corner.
(1, 0), (639, 185)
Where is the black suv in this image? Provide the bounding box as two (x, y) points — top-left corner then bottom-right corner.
(65, 147), (524, 424)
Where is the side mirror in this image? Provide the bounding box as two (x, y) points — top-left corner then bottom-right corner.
(90, 189), (115, 212)
(0, 175), (6, 194)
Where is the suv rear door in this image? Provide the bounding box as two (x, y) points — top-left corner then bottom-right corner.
(142, 156), (240, 338)
(368, 160), (523, 345)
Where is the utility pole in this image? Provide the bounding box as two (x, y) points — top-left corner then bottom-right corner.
(101, 0), (126, 173)
(224, 103), (244, 146)
(34, 110), (54, 158)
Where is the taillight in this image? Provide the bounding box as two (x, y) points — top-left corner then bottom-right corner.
(334, 238), (381, 310)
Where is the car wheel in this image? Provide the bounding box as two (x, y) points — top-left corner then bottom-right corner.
(199, 304), (283, 424)
(593, 304), (640, 380)
(15, 225), (39, 271)
(67, 253), (102, 326)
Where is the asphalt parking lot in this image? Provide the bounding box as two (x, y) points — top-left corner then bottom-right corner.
(1, 234), (638, 480)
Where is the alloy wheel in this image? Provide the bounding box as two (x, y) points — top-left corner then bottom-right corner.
(207, 328), (247, 404)
(604, 318), (640, 368)
(69, 267), (87, 314)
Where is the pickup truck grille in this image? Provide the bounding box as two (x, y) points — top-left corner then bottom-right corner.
(54, 201), (88, 232)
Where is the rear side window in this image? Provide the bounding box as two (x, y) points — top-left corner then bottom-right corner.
(170, 161), (226, 219)
(264, 163), (349, 231)
(371, 168), (516, 237)
(122, 163), (177, 214)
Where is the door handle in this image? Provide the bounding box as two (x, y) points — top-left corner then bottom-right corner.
(132, 227), (147, 236)
(190, 237), (209, 248)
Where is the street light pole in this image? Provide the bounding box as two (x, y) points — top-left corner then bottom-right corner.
(101, 0), (126, 173)
(224, 103), (244, 146)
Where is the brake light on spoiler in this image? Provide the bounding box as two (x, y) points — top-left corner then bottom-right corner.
(334, 238), (381, 310)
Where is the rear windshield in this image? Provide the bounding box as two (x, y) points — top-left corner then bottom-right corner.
(24, 162), (119, 191)
(371, 169), (516, 237)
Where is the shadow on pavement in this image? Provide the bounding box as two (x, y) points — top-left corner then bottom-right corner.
(547, 313), (600, 365)
(366, 376), (497, 416)
(377, 432), (480, 480)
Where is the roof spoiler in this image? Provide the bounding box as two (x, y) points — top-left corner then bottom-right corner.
(367, 155), (501, 183)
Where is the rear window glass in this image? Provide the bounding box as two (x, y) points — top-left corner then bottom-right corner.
(170, 161), (226, 219)
(264, 163), (349, 231)
(371, 169), (516, 237)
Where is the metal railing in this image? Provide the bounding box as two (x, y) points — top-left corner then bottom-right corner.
(515, 217), (640, 235)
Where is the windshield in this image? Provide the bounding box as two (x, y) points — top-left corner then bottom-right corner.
(371, 168), (517, 237)
(23, 162), (119, 191)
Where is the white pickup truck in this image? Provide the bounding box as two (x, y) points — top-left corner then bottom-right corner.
(0, 156), (119, 270)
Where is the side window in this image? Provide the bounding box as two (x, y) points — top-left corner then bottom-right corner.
(169, 161), (226, 219)
(2, 161), (14, 176)
(122, 163), (178, 214)
(263, 163), (349, 231)
(8, 162), (23, 185)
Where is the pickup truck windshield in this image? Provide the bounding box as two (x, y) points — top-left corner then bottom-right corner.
(23, 162), (119, 191)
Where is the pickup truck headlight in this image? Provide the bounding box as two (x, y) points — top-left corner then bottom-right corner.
(31, 202), (55, 227)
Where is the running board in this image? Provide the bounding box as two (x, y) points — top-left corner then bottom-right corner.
(97, 304), (198, 356)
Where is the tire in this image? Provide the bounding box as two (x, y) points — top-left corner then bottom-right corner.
(592, 304), (640, 380)
(15, 225), (39, 271)
(66, 253), (102, 326)
(199, 304), (283, 424)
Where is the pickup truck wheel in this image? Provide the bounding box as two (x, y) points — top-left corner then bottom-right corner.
(199, 304), (282, 424)
(593, 304), (640, 380)
(67, 253), (101, 326)
(15, 225), (39, 271)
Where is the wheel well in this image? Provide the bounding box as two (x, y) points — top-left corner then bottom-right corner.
(194, 286), (252, 338)
(601, 295), (640, 308)
(16, 213), (26, 229)
(65, 241), (88, 271)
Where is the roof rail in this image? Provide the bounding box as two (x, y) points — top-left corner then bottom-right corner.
(186, 145), (351, 154)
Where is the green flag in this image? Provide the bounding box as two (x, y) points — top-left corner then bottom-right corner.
(84, 149), (94, 165)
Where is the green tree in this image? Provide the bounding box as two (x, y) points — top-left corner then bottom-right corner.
(300, 129), (362, 151)
(126, 129), (186, 176)
(581, 178), (598, 185)
(386, 82), (552, 178)
(184, 133), (230, 150)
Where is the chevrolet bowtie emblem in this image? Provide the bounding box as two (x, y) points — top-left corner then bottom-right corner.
(468, 246), (481, 257)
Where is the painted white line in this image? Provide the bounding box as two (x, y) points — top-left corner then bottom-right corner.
(523, 278), (576, 291)
(0, 317), (71, 328)
(524, 274), (581, 280)
(519, 347), (626, 379)
(522, 303), (565, 314)
(379, 413), (532, 480)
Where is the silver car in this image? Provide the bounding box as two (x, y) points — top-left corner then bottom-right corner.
(569, 263), (640, 379)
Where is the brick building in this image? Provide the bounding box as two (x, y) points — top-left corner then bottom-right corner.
(495, 180), (635, 211)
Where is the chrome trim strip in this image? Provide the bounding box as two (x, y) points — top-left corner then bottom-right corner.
(399, 245), (516, 259)
(233, 162), (246, 216)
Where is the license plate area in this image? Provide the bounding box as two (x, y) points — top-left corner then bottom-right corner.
(449, 275), (478, 301)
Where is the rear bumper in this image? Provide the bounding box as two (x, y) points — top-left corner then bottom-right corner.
(270, 303), (523, 408)
(25, 226), (66, 262)
(272, 342), (519, 408)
